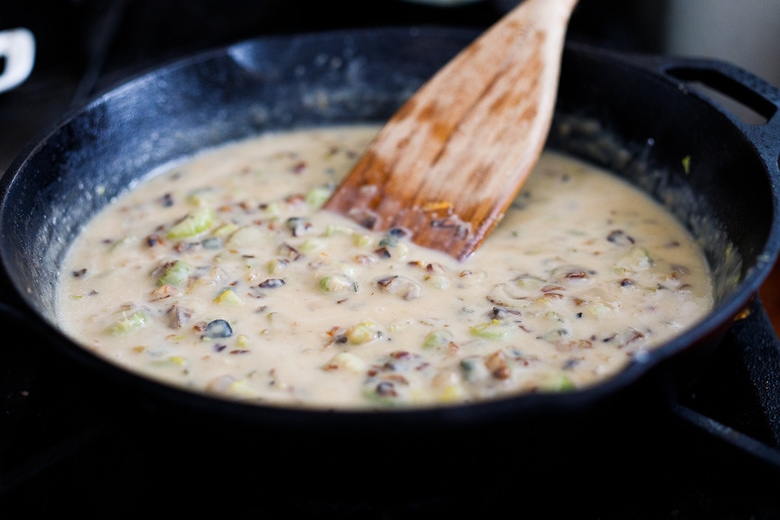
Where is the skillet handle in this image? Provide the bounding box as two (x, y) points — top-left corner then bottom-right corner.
(631, 53), (780, 169)
(569, 48), (780, 469)
(651, 57), (780, 467)
(670, 297), (780, 470)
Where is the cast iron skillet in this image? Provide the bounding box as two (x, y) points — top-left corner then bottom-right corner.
(2, 27), (780, 493)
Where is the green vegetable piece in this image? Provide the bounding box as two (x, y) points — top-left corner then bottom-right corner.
(213, 223), (239, 237)
(166, 207), (214, 239)
(539, 372), (576, 392)
(682, 154), (691, 174)
(300, 238), (324, 252)
(107, 236), (141, 252)
(537, 328), (570, 342)
(110, 312), (149, 335)
(158, 260), (193, 287)
(325, 224), (353, 237)
(305, 186), (332, 209)
(346, 322), (380, 345)
(215, 288), (243, 305)
(422, 329), (454, 349)
(545, 311), (564, 323)
(469, 319), (511, 339)
(318, 274), (358, 295)
(616, 245), (654, 271)
(353, 234), (372, 247)
(150, 356), (186, 368)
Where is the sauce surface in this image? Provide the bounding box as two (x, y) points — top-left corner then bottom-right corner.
(56, 125), (714, 409)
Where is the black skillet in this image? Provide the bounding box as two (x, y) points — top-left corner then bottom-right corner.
(1, 27), (780, 496)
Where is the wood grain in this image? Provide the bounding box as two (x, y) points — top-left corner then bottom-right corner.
(324, 0), (579, 261)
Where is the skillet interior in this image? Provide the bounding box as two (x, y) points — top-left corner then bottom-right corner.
(1, 28), (779, 489)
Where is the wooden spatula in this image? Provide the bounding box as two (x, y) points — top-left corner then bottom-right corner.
(323, 0), (579, 261)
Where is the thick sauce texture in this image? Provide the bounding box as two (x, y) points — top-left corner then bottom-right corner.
(57, 125), (714, 409)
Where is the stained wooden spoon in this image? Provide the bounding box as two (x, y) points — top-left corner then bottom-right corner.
(323, 0), (579, 261)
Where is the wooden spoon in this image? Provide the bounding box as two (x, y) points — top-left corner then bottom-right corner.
(323, 0), (579, 261)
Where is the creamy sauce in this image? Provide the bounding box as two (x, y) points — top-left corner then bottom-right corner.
(56, 125), (714, 409)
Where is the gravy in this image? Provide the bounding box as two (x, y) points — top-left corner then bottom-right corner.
(57, 125), (714, 409)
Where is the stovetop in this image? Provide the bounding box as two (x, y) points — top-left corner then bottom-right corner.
(2, 1), (780, 517)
